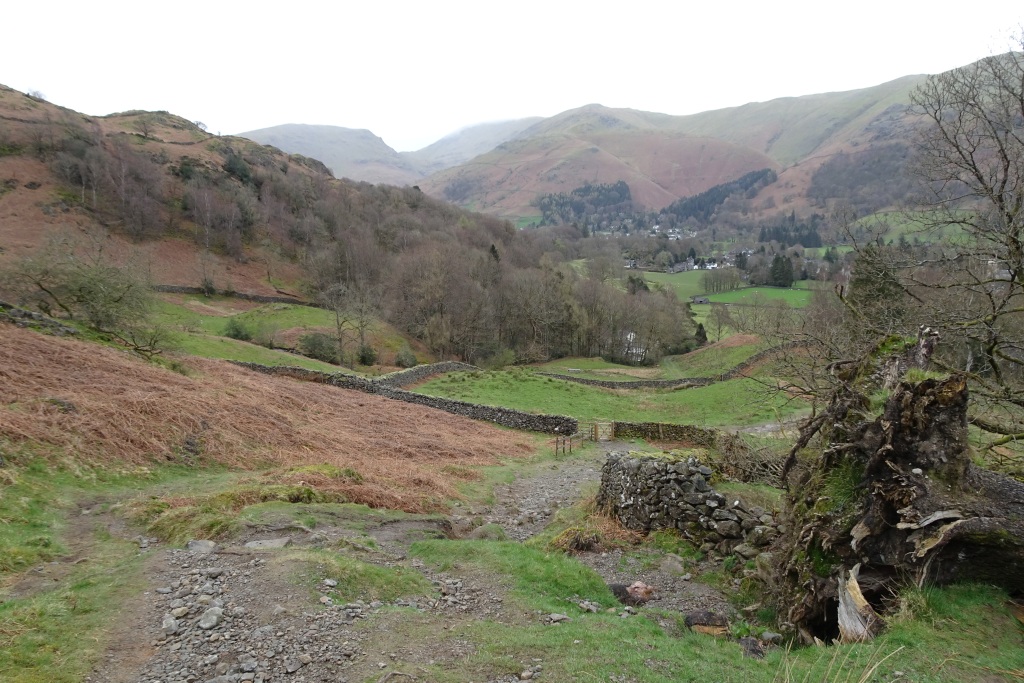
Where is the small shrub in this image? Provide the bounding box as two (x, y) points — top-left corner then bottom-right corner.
(223, 318), (252, 341)
(357, 344), (378, 366)
(199, 277), (216, 296)
(299, 332), (338, 364)
(395, 344), (418, 368)
(481, 348), (516, 370)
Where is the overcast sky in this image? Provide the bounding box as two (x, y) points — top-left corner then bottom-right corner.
(3, 2), (1020, 152)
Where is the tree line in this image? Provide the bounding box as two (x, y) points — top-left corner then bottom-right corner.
(2, 107), (697, 367)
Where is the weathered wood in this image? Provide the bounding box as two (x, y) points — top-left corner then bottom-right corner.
(836, 564), (882, 642)
(775, 375), (1024, 642)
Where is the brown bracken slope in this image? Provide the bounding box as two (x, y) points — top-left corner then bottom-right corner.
(0, 325), (536, 512)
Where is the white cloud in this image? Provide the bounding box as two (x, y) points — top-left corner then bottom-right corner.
(4, 0), (1020, 151)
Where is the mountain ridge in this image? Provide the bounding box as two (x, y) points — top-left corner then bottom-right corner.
(233, 73), (928, 221)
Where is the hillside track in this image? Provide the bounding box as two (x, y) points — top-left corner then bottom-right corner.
(78, 441), (734, 683)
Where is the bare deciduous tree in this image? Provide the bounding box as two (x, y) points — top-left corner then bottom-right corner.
(902, 39), (1024, 445)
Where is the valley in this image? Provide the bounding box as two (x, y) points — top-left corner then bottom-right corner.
(2, 46), (1024, 683)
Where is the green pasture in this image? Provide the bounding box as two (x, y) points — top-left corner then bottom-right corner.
(152, 296), (419, 371)
(644, 270), (706, 302)
(660, 340), (767, 379)
(791, 279), (828, 291)
(152, 297), (335, 336)
(415, 369), (803, 427)
(533, 356), (661, 382)
(706, 287), (813, 307)
(168, 332), (343, 372)
(535, 336), (766, 382)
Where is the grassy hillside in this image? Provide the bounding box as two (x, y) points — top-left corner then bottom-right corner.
(418, 77), (925, 221)
(415, 369), (802, 427)
(667, 75), (922, 167)
(420, 122), (779, 219)
(153, 295), (433, 370)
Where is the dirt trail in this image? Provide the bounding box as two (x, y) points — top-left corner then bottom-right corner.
(72, 442), (735, 683)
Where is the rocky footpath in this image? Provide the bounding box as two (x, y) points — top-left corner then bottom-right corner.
(87, 447), (753, 682)
(91, 545), (373, 683)
(89, 537), (533, 683)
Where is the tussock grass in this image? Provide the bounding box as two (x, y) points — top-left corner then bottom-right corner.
(127, 483), (351, 543)
(406, 536), (1024, 682)
(284, 548), (431, 603)
(0, 538), (145, 683)
(412, 540), (611, 613)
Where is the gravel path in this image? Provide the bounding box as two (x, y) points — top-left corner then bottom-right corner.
(81, 442), (736, 682)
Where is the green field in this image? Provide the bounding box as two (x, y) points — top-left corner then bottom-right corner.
(535, 335), (767, 382)
(168, 332), (343, 372)
(706, 286), (813, 307)
(153, 297), (337, 336)
(644, 270), (706, 302)
(152, 296), (422, 371)
(660, 340), (767, 378)
(534, 357), (664, 382)
(643, 272), (816, 309)
(415, 369), (803, 427)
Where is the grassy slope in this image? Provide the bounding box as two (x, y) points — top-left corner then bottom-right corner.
(533, 335), (767, 382)
(153, 296), (427, 372)
(409, 540), (1024, 683)
(660, 339), (768, 379)
(1, 326), (1020, 682)
(168, 333), (341, 372)
(415, 370), (800, 427)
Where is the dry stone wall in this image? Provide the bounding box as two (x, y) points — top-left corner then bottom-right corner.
(611, 422), (718, 446)
(374, 362), (479, 388)
(596, 451), (781, 557)
(536, 373), (714, 389)
(152, 285), (311, 306)
(230, 362), (577, 435)
(1, 300), (79, 335)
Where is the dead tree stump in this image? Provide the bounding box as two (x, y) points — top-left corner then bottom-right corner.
(776, 376), (1024, 643)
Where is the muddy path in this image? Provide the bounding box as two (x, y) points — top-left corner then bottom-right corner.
(73, 443), (736, 683)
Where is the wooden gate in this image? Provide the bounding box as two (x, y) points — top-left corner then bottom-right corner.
(593, 422), (614, 442)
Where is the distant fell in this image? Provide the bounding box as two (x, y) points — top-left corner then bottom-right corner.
(417, 77), (928, 220)
(239, 123), (422, 186)
(418, 105), (780, 219)
(400, 117), (543, 175)
(663, 75), (925, 166)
